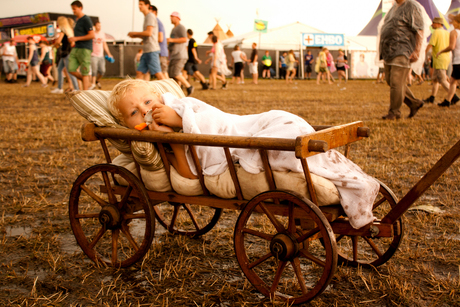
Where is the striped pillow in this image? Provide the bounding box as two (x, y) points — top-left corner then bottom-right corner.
(70, 78), (184, 168)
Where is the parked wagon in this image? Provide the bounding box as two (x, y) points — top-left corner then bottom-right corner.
(68, 80), (460, 304)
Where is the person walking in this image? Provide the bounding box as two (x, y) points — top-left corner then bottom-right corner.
(285, 50), (297, 83)
(51, 17), (79, 94)
(90, 21), (113, 89)
(304, 50), (314, 80)
(185, 29), (208, 90)
(436, 14), (460, 107)
(248, 42), (258, 84)
(1, 39), (19, 83)
(261, 50), (272, 79)
(315, 47), (328, 84)
(423, 17), (452, 104)
(149, 5), (169, 78)
(167, 11), (194, 96)
(279, 52), (287, 80)
(326, 49), (336, 83)
(39, 41), (55, 85)
(379, 0), (426, 120)
(23, 37), (47, 87)
(231, 45), (247, 84)
(208, 35), (230, 89)
(67, 1), (94, 90)
(128, 0), (164, 81)
(336, 49), (348, 83)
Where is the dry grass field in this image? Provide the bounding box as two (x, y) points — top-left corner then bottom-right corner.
(0, 77), (459, 306)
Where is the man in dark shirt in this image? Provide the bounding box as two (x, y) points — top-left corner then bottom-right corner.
(379, 0), (425, 120)
(249, 42), (258, 84)
(185, 29), (208, 90)
(68, 0), (94, 90)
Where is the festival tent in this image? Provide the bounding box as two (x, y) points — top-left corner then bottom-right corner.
(221, 21), (376, 51)
(358, 1), (382, 36)
(203, 20), (229, 43)
(358, 0), (449, 36)
(446, 0), (460, 16)
(222, 22), (324, 51)
(226, 25), (234, 39)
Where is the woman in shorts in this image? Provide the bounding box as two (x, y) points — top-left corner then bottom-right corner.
(231, 45), (246, 84)
(335, 49), (348, 83)
(285, 50), (297, 84)
(23, 37), (47, 87)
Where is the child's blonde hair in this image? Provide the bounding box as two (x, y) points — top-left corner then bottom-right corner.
(107, 79), (161, 125)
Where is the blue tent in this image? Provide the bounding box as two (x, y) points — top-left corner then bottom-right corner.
(359, 0), (448, 36)
(446, 0), (460, 16)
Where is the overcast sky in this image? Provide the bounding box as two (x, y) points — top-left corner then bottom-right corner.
(0, 0), (453, 43)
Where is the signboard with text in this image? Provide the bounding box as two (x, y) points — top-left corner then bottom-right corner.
(13, 22), (55, 38)
(302, 33), (344, 47)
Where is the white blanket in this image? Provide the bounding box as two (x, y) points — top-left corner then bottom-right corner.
(162, 93), (379, 229)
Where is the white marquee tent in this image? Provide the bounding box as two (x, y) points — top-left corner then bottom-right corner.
(220, 22), (376, 78)
(222, 22), (376, 52)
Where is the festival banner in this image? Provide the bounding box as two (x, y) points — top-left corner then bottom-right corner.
(254, 19), (268, 33)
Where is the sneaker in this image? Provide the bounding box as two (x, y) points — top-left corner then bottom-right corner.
(51, 88), (64, 94)
(222, 81), (228, 89)
(437, 99), (450, 107)
(451, 94), (460, 105)
(200, 81), (209, 90)
(408, 101), (424, 118)
(186, 86), (194, 96)
(423, 95), (435, 103)
(96, 82), (102, 89)
(41, 83), (48, 88)
(382, 113), (401, 120)
(89, 84), (96, 90)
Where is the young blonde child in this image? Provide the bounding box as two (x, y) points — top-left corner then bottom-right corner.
(108, 79), (196, 179)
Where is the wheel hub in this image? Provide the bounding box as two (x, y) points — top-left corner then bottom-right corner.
(270, 233), (298, 261)
(99, 205), (121, 229)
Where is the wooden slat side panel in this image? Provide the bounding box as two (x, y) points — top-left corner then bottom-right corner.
(295, 121), (365, 159)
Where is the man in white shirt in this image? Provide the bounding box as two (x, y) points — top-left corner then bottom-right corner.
(90, 21), (114, 89)
(2, 39), (19, 83)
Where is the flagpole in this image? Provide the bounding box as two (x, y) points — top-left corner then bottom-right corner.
(132, 0), (135, 42)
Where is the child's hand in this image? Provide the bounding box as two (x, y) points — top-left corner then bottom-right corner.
(151, 103), (183, 128)
(148, 120), (173, 132)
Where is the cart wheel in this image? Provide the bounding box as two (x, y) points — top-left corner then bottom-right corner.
(234, 191), (337, 305)
(335, 180), (404, 268)
(154, 202), (222, 237)
(69, 164), (155, 268)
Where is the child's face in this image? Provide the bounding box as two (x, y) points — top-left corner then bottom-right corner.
(118, 85), (163, 129)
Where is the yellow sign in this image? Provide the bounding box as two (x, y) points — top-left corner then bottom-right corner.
(254, 19), (268, 33)
(18, 25), (47, 36)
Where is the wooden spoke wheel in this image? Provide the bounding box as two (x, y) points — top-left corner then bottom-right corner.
(335, 180), (404, 268)
(154, 202), (222, 237)
(69, 164), (155, 268)
(234, 191), (337, 305)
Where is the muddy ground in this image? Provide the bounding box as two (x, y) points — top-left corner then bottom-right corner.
(0, 78), (459, 306)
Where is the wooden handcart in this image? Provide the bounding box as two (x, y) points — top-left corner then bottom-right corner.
(68, 121), (460, 304)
